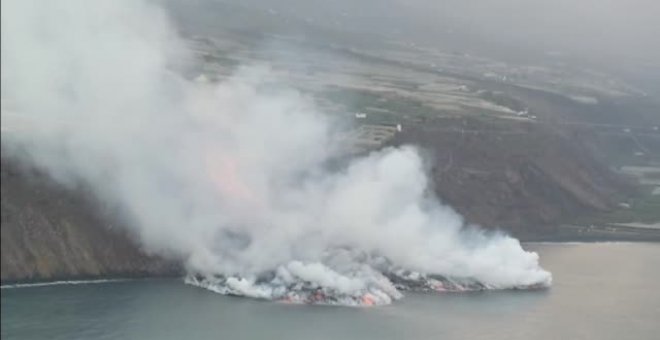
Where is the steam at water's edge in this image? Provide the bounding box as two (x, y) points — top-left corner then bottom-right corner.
(1, 0), (551, 305)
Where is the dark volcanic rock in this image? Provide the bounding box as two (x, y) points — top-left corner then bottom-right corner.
(1, 157), (181, 284)
(391, 118), (634, 237)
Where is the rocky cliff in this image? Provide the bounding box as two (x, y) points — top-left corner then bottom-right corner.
(1, 158), (180, 284)
(391, 118), (634, 237)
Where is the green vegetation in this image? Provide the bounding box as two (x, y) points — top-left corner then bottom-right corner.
(478, 91), (527, 113)
(577, 189), (660, 225)
(320, 87), (442, 123)
(201, 53), (239, 67)
(645, 171), (660, 180)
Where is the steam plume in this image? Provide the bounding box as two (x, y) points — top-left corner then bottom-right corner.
(1, 0), (551, 305)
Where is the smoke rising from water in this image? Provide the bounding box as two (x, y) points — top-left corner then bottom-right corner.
(1, 0), (551, 305)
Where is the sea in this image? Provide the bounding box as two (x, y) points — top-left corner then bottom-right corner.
(2, 243), (659, 340)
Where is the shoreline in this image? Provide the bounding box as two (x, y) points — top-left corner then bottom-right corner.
(3, 240), (658, 288)
(519, 236), (660, 243)
(0, 272), (181, 288)
(516, 224), (660, 243)
(0, 276), (182, 289)
(1, 278), (138, 289)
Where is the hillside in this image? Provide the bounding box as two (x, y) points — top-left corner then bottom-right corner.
(0, 118), (636, 282)
(392, 118), (634, 237)
(0, 158), (180, 284)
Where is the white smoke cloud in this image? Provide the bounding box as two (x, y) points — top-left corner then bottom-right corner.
(1, 0), (551, 305)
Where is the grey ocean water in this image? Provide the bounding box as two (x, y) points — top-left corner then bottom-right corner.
(2, 243), (659, 340)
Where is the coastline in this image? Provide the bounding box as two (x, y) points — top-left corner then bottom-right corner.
(3, 237), (658, 288)
(1, 278), (137, 289)
(516, 224), (660, 243)
(0, 272), (181, 288)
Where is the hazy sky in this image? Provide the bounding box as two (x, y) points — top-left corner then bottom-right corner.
(406, 0), (659, 61)
(189, 0), (659, 85)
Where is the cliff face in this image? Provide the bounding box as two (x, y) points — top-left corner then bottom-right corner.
(392, 119), (634, 237)
(1, 158), (180, 284)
